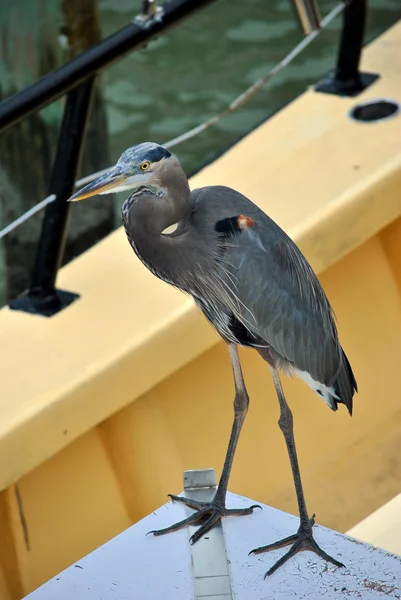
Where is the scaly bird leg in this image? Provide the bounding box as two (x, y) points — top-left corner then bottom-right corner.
(250, 367), (344, 577)
(149, 343), (261, 544)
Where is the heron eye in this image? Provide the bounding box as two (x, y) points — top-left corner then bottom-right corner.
(140, 161), (150, 171)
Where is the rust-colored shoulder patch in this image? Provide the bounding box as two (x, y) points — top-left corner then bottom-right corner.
(237, 215), (255, 230)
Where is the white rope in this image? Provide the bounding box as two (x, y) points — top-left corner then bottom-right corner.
(0, 1), (345, 241)
(0, 194), (56, 239)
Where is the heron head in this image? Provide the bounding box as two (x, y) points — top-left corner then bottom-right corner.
(69, 142), (173, 201)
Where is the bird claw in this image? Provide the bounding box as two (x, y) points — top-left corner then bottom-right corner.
(148, 494), (260, 543)
(249, 515), (344, 577)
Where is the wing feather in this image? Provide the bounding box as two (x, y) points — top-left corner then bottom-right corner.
(224, 221), (341, 386)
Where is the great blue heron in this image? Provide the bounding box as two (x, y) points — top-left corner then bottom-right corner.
(70, 142), (357, 577)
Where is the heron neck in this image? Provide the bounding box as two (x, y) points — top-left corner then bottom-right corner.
(124, 179), (190, 285)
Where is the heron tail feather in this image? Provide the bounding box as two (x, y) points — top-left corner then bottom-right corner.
(332, 349), (358, 416)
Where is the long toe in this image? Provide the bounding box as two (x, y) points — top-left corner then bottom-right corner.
(188, 504), (260, 544)
(250, 520), (344, 577)
(168, 494), (208, 511)
(250, 532), (298, 555)
(148, 508), (210, 537)
(149, 495), (259, 543)
(227, 504), (262, 516)
(189, 511), (223, 544)
(305, 536), (344, 569)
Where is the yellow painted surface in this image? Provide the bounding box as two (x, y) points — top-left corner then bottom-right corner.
(0, 492), (22, 600)
(0, 21), (401, 600)
(380, 216), (401, 294)
(7, 429), (130, 594)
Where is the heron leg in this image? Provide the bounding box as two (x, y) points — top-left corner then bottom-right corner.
(249, 367), (344, 577)
(149, 343), (261, 544)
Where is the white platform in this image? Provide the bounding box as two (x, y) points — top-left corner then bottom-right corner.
(25, 491), (401, 599)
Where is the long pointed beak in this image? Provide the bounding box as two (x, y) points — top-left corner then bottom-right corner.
(68, 167), (128, 202)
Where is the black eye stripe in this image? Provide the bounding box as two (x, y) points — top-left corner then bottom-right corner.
(147, 147), (171, 163)
(119, 144), (171, 167)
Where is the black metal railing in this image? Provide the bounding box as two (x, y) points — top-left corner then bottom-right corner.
(0, 0), (375, 316)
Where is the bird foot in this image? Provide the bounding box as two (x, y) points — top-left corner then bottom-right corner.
(249, 515), (344, 577)
(148, 494), (261, 544)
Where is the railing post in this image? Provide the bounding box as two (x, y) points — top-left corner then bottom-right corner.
(10, 79), (95, 316)
(315, 0), (378, 97)
(334, 0), (366, 92)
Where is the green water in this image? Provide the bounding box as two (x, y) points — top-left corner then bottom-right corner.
(100, 0), (400, 176)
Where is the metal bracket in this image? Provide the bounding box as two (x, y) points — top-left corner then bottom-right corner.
(135, 0), (164, 27)
(315, 71), (379, 97)
(183, 469), (233, 600)
(9, 289), (80, 317)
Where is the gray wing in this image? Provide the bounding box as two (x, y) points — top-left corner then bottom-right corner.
(225, 219), (342, 386)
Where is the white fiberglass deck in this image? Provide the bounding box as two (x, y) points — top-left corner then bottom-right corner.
(25, 470), (401, 600)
